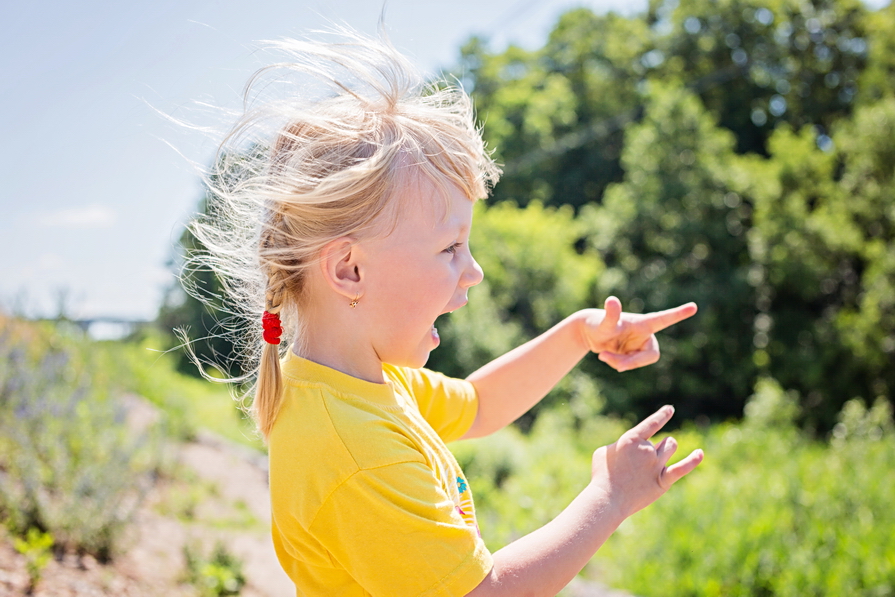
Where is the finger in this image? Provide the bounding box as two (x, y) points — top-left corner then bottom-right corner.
(598, 351), (624, 370)
(628, 405), (675, 441)
(641, 302), (698, 334)
(600, 296), (622, 330)
(609, 338), (660, 371)
(662, 449), (704, 487)
(655, 436), (678, 467)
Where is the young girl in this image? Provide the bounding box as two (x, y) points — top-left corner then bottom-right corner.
(191, 32), (703, 597)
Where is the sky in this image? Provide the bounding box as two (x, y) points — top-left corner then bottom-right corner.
(0, 0), (888, 322)
(0, 0), (655, 322)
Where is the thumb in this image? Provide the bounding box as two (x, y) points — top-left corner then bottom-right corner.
(601, 296), (622, 329)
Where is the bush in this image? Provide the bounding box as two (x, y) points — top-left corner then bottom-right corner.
(183, 541), (247, 597)
(453, 381), (895, 595)
(597, 395), (895, 596)
(0, 315), (160, 560)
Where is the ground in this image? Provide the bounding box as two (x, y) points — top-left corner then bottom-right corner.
(0, 429), (292, 597)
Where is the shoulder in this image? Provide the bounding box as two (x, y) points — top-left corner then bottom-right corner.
(383, 364), (479, 443)
(383, 364), (475, 400)
(268, 376), (429, 526)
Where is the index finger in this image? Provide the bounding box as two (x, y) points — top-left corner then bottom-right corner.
(641, 302), (698, 334)
(627, 405), (675, 440)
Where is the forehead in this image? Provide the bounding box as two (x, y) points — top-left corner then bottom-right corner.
(364, 175), (472, 251)
(398, 174), (473, 227)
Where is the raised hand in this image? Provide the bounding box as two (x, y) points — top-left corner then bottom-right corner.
(581, 296), (697, 372)
(591, 405), (703, 518)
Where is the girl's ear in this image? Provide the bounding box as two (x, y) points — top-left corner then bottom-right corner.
(318, 237), (362, 300)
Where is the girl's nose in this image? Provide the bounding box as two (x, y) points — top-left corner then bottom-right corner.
(461, 254), (484, 289)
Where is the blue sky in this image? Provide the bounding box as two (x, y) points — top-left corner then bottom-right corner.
(0, 0), (888, 321)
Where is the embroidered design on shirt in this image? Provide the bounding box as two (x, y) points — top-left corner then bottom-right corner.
(454, 476), (480, 536)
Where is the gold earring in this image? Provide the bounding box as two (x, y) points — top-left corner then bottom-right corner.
(349, 294), (359, 308)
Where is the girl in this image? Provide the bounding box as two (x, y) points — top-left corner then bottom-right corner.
(190, 32), (703, 597)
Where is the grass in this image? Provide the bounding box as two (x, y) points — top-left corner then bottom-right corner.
(0, 314), (264, 562)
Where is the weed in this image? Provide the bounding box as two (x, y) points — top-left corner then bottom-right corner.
(183, 541), (247, 596)
(12, 527), (54, 594)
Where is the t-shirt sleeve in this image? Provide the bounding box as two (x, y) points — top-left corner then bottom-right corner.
(309, 460), (492, 597)
(388, 366), (479, 443)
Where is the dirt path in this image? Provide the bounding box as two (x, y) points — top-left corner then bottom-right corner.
(0, 429), (292, 597)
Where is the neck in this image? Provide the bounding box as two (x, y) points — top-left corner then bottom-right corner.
(296, 301), (386, 384)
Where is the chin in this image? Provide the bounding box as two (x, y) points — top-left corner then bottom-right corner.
(403, 348), (432, 370)
(408, 352), (431, 370)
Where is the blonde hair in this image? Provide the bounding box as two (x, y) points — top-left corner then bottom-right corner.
(187, 31), (500, 438)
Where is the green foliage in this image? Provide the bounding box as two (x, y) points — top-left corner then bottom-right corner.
(0, 315), (257, 561)
(0, 315), (159, 560)
(661, 0), (868, 154)
(743, 376), (800, 428)
(831, 396), (894, 445)
(13, 527), (54, 592)
(454, 392), (895, 596)
(100, 331), (261, 449)
(445, 2), (895, 431)
(579, 83), (756, 421)
(462, 9), (649, 209)
(833, 96), (895, 398)
(597, 400), (895, 596)
(183, 541), (247, 597)
(858, 3), (895, 103)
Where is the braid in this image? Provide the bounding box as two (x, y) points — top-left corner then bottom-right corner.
(254, 215), (294, 438)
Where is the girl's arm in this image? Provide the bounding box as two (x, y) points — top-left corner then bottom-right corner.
(465, 406), (704, 597)
(463, 297), (697, 439)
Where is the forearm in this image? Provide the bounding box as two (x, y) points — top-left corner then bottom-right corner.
(466, 482), (626, 597)
(464, 310), (596, 438)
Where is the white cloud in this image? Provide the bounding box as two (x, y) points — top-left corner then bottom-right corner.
(40, 204), (116, 228)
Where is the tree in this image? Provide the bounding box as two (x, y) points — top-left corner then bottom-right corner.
(459, 9), (650, 210)
(659, 0), (869, 155)
(157, 192), (242, 379)
(579, 83), (756, 422)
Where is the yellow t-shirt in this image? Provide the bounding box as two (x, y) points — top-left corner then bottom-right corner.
(269, 352), (492, 596)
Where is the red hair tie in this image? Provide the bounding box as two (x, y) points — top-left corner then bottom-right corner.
(262, 310), (282, 345)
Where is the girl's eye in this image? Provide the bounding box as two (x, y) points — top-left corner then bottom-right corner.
(444, 243), (461, 255)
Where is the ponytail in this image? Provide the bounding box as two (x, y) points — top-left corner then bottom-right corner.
(255, 339), (283, 439)
(254, 302), (284, 439)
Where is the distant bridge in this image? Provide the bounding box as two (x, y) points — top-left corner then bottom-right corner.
(69, 317), (152, 340)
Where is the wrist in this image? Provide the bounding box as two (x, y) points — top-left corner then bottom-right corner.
(580, 480), (629, 528)
(572, 308), (606, 354)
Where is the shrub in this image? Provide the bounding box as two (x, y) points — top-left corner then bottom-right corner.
(597, 393), (895, 596)
(183, 541), (247, 597)
(13, 527), (54, 592)
(454, 379), (895, 595)
(0, 315), (159, 560)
